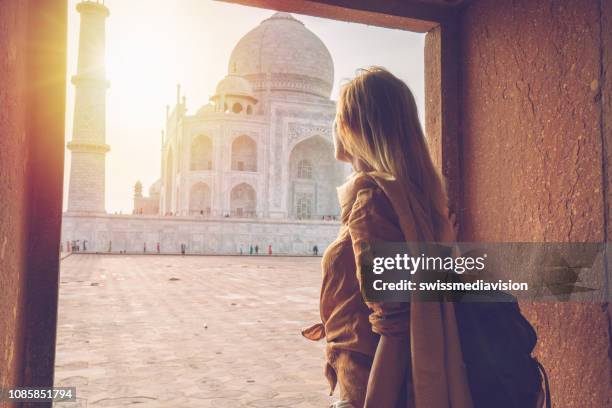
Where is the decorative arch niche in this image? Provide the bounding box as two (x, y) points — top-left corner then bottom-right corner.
(190, 135), (213, 170)
(288, 135), (342, 219)
(189, 182), (211, 216)
(231, 135), (257, 172)
(229, 182), (256, 217)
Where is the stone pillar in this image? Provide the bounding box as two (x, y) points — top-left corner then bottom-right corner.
(458, 1), (610, 406)
(67, 1), (110, 213)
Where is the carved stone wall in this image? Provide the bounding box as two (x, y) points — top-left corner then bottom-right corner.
(61, 214), (339, 255)
(459, 1), (611, 406)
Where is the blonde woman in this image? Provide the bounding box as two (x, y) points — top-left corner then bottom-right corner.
(302, 67), (472, 408)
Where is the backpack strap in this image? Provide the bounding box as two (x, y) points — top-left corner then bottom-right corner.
(536, 360), (551, 408)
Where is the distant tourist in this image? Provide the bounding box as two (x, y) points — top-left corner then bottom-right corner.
(239, 246), (243, 255)
(143, 242), (147, 253)
(156, 242), (160, 254)
(254, 245), (259, 255)
(180, 243), (186, 255)
(108, 241), (112, 253)
(249, 245), (253, 255)
(268, 244), (272, 256)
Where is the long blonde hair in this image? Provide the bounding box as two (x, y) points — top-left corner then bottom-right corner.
(336, 66), (449, 238)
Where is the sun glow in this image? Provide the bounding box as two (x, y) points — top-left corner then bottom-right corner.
(105, 25), (180, 124)
(63, 0), (424, 213)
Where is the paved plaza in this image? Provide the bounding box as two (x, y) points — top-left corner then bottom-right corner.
(54, 254), (335, 407)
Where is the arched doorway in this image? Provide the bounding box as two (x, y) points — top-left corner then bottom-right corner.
(190, 135), (213, 170)
(229, 182), (256, 218)
(296, 194), (313, 219)
(288, 136), (341, 219)
(231, 135), (257, 171)
(189, 182), (211, 216)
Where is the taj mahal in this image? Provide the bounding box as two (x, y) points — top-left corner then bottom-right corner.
(62, 1), (348, 254)
(143, 11), (350, 219)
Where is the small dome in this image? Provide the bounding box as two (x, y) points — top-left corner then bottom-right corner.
(149, 179), (161, 196)
(214, 74), (255, 99)
(196, 103), (215, 115)
(228, 12), (334, 98)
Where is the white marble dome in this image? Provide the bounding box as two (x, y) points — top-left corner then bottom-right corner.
(228, 12), (334, 98)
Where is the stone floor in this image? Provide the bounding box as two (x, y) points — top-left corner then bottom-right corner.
(54, 254), (335, 408)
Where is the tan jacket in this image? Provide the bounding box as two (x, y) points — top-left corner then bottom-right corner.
(303, 171), (473, 408)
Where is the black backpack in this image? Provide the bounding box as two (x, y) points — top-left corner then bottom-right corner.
(453, 291), (551, 408)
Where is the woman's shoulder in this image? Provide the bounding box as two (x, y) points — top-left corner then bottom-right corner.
(351, 172), (379, 193)
(344, 171), (395, 193)
(338, 172), (378, 208)
(338, 171), (398, 225)
(352, 171), (402, 202)
(348, 173), (396, 217)
(345, 173), (402, 239)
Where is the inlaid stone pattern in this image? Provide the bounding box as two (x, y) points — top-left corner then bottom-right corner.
(287, 122), (333, 148)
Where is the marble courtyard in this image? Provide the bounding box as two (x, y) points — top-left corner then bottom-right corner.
(54, 254), (334, 407)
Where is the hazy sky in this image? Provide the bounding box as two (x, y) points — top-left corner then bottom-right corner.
(64, 0), (425, 213)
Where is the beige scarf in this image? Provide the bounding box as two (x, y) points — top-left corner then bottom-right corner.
(360, 171), (473, 408)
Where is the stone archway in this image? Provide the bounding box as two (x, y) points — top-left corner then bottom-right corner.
(231, 135), (257, 171)
(189, 182), (211, 216)
(190, 135), (213, 170)
(288, 135), (341, 219)
(229, 182), (256, 218)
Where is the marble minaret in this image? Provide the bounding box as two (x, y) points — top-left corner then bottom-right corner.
(67, 1), (110, 213)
